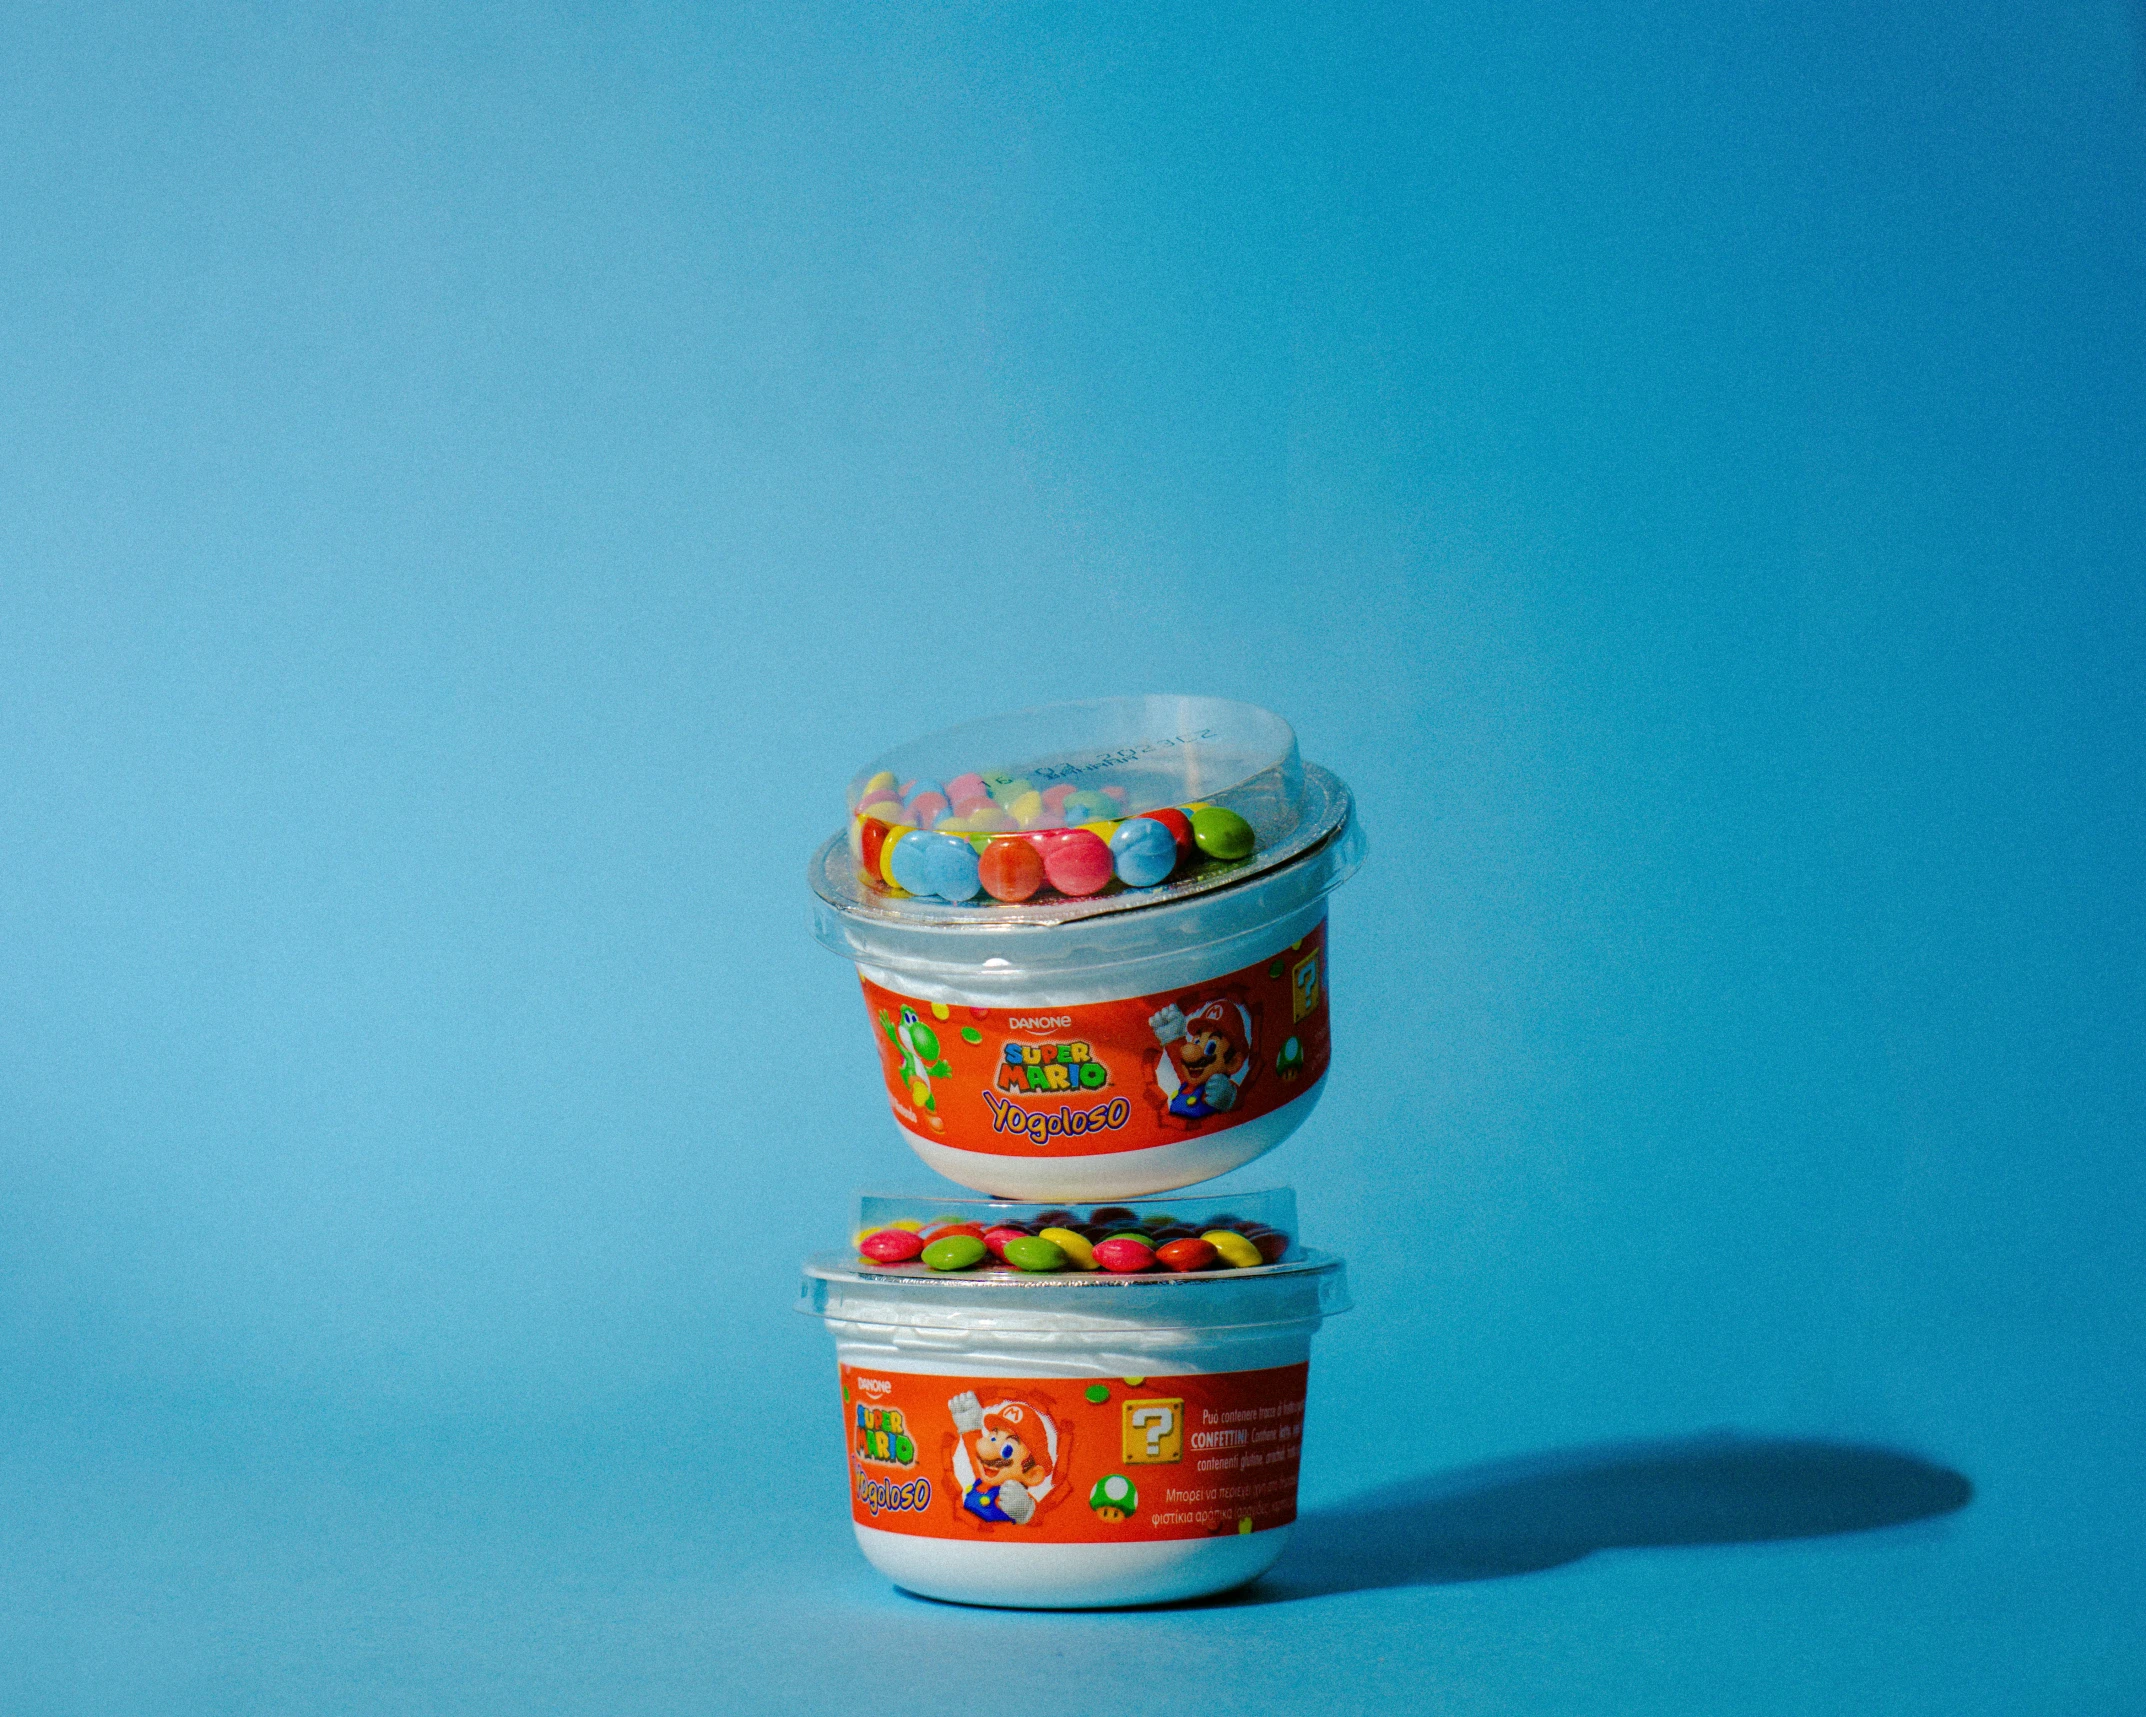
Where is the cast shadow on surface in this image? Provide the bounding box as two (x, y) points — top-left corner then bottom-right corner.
(1223, 1433), (1972, 1603)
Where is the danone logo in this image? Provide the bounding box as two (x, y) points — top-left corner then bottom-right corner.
(997, 1040), (1111, 1095)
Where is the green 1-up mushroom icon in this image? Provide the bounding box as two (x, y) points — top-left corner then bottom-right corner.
(1089, 1473), (1138, 1524)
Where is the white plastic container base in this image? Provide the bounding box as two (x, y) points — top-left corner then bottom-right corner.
(893, 1074), (1326, 1198)
(812, 697), (1364, 1201)
(800, 1242), (1349, 1610)
(855, 1522), (1290, 1609)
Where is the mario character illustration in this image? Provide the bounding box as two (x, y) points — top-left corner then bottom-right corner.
(1149, 998), (1253, 1122)
(949, 1392), (1057, 1526)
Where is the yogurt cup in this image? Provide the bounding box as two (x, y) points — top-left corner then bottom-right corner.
(801, 1192), (1349, 1609)
(809, 697), (1365, 1199)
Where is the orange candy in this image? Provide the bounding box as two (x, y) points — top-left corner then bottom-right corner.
(978, 837), (1045, 902)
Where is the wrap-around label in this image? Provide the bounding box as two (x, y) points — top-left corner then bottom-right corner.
(840, 1364), (1309, 1543)
(859, 918), (1329, 1157)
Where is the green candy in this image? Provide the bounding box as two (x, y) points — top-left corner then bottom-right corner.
(921, 1234), (988, 1272)
(1001, 1236), (1069, 1273)
(1190, 805), (1255, 861)
(1004, 1236), (1073, 1270)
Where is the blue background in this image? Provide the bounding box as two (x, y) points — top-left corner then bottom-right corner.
(3, 2), (2141, 1709)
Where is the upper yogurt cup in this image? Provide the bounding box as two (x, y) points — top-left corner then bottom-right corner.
(808, 697), (1365, 1200)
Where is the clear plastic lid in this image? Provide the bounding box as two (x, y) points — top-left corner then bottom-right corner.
(817, 696), (1357, 927)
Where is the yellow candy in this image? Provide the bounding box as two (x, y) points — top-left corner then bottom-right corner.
(1038, 1226), (1097, 1270)
(1006, 790), (1044, 825)
(864, 771), (899, 795)
(1079, 819), (1121, 842)
(1203, 1229), (1264, 1269)
(889, 1220), (923, 1232)
(878, 826), (916, 888)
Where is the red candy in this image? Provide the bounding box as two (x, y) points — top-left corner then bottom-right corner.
(978, 837), (1045, 902)
(1245, 1227), (1289, 1263)
(1144, 807), (1195, 859)
(858, 1228), (926, 1263)
(857, 817), (891, 884)
(1093, 1236), (1156, 1274)
(1041, 829), (1114, 897)
(923, 1222), (987, 1243)
(1155, 1237), (1219, 1273)
(982, 1224), (1030, 1261)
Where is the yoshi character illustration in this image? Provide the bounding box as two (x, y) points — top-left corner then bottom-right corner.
(880, 1006), (953, 1115)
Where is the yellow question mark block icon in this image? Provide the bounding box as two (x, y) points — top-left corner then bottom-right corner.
(1122, 1398), (1184, 1464)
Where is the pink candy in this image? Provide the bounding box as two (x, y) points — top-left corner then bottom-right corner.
(1041, 829), (1114, 897)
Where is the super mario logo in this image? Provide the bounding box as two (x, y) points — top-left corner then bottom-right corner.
(854, 1403), (916, 1467)
(996, 1040), (1111, 1094)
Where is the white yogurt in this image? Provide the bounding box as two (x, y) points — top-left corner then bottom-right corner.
(800, 1252), (1349, 1609)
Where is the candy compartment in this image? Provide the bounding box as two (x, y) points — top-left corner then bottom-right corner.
(851, 1189), (1301, 1276)
(835, 696), (1326, 910)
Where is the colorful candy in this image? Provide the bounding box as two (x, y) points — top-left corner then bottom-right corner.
(857, 1204), (1293, 1273)
(1202, 1229), (1263, 1269)
(1109, 817), (1178, 887)
(850, 759), (1261, 903)
(1036, 1226), (1096, 1269)
(921, 1233), (988, 1271)
(1001, 1235), (1069, 1272)
(1041, 829), (1114, 897)
(858, 1228), (927, 1263)
(1155, 1237), (1219, 1273)
(1190, 805), (1255, 861)
(1093, 1235), (1156, 1274)
(978, 836), (1046, 902)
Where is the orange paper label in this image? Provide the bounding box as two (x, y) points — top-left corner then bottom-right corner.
(860, 918), (1329, 1156)
(839, 1364), (1309, 1542)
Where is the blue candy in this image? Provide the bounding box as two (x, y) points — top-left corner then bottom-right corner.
(888, 830), (938, 895)
(905, 778), (946, 806)
(1110, 816), (1179, 887)
(921, 832), (983, 901)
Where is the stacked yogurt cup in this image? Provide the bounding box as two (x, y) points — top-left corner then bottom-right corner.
(799, 695), (1363, 1607)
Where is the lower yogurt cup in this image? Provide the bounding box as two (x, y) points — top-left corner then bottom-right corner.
(810, 698), (1365, 1200)
(800, 1226), (1349, 1609)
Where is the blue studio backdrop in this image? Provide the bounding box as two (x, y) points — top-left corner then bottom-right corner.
(1, 2), (2140, 1711)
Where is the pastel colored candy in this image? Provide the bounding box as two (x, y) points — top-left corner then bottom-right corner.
(1102, 784), (1128, 803)
(921, 1234), (988, 1272)
(1006, 790), (1047, 827)
(908, 778), (945, 803)
(1190, 804), (1255, 861)
(862, 770), (899, 796)
(1001, 1235), (1069, 1272)
(1059, 789), (1110, 823)
(906, 790), (951, 829)
(1042, 829), (1114, 897)
(1041, 783), (1075, 813)
(888, 828), (936, 894)
(1093, 1236), (1155, 1274)
(1202, 1230), (1263, 1269)
(1036, 1226), (1096, 1269)
(978, 837), (1046, 902)
(946, 772), (987, 806)
(1155, 1237), (1219, 1273)
(877, 826), (918, 889)
(965, 807), (1015, 832)
(1144, 806), (1194, 859)
(1110, 816), (1179, 886)
(921, 832), (983, 901)
(950, 795), (995, 821)
(858, 1228), (927, 1263)
(986, 775), (1032, 802)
